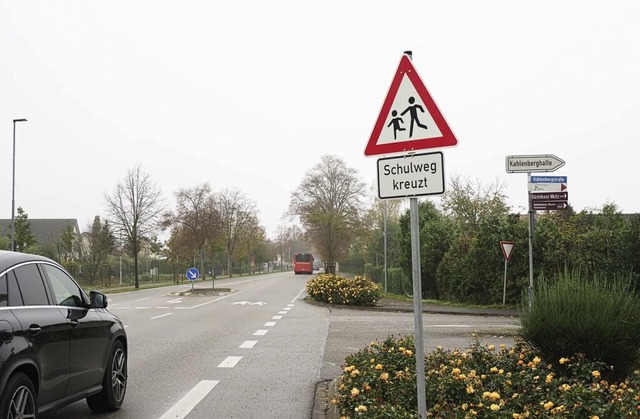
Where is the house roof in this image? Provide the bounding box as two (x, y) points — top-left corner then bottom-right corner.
(0, 218), (80, 248)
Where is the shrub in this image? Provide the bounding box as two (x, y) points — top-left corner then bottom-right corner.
(306, 273), (381, 307)
(520, 271), (640, 380)
(333, 335), (640, 418)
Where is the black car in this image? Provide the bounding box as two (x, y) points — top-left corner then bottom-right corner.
(0, 250), (127, 418)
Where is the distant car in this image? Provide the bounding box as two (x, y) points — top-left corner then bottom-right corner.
(0, 250), (127, 417)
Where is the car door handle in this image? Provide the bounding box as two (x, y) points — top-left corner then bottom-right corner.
(29, 325), (41, 335)
(70, 320), (79, 328)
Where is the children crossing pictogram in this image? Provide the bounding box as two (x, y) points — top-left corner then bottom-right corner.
(365, 54), (458, 157)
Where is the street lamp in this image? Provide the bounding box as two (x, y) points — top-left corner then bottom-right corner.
(12, 118), (27, 251)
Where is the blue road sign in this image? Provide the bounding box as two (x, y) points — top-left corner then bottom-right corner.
(530, 176), (567, 183)
(186, 268), (200, 281)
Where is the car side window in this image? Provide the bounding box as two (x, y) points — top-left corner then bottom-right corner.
(7, 271), (24, 306)
(41, 264), (84, 307)
(12, 264), (50, 306)
(0, 274), (7, 307)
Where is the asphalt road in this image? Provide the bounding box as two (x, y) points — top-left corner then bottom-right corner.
(40, 272), (519, 419)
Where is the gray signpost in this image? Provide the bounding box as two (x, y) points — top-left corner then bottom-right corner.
(505, 155), (567, 307)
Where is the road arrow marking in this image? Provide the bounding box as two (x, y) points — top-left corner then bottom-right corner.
(231, 301), (267, 306)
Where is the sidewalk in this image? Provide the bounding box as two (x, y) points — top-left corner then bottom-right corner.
(311, 297), (521, 317)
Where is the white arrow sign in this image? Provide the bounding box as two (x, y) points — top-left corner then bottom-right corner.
(505, 154), (565, 173)
(232, 301), (267, 306)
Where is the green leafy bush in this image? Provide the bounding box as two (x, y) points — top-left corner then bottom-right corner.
(306, 273), (381, 307)
(333, 335), (640, 418)
(520, 271), (640, 380)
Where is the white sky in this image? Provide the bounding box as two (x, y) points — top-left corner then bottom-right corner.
(2, 1), (639, 240)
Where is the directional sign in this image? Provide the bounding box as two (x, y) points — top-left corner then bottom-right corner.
(505, 154), (565, 173)
(365, 54), (458, 156)
(530, 176), (567, 183)
(377, 151), (444, 199)
(186, 267), (199, 281)
(529, 182), (568, 192)
(530, 192), (569, 202)
(532, 201), (569, 210)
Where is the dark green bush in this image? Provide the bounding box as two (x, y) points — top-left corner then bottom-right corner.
(520, 271), (640, 380)
(306, 273), (381, 306)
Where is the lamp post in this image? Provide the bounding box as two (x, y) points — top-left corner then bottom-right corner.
(11, 118), (27, 251)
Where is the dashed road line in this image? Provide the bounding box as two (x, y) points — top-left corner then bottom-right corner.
(264, 321), (277, 326)
(159, 380), (219, 419)
(240, 340), (258, 349)
(253, 329), (269, 336)
(151, 313), (173, 320)
(218, 356), (242, 368)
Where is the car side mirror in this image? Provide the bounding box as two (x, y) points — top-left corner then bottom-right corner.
(90, 291), (108, 309)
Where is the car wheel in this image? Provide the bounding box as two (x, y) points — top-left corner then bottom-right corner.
(0, 372), (37, 419)
(87, 340), (127, 412)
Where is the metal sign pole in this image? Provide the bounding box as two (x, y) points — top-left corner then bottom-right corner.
(527, 172), (534, 308)
(503, 259), (508, 306)
(410, 197), (426, 418)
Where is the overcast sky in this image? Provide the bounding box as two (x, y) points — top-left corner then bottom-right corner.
(2, 1), (639, 240)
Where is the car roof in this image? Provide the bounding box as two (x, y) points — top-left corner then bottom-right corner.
(0, 250), (58, 272)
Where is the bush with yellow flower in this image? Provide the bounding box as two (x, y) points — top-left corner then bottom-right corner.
(333, 335), (640, 418)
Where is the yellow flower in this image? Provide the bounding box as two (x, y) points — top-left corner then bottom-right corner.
(491, 404), (500, 411)
(559, 384), (571, 391)
(543, 401), (554, 410)
(500, 344), (507, 350)
(375, 364), (383, 370)
(350, 387), (360, 397)
(488, 344), (495, 351)
(490, 367), (499, 373)
(590, 416), (600, 419)
(350, 369), (360, 377)
(452, 368), (461, 375)
(546, 373), (554, 383)
(592, 370), (601, 378)
(559, 357), (569, 365)
(355, 405), (367, 413)
(466, 385), (475, 394)
(533, 356), (541, 365)
(380, 372), (389, 381)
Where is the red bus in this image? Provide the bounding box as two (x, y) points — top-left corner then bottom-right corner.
(293, 252), (314, 274)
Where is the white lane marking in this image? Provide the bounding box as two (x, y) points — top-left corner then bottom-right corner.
(218, 356), (242, 368)
(155, 307), (170, 309)
(254, 329), (269, 336)
(282, 307), (292, 311)
(240, 340), (258, 349)
(151, 313), (173, 320)
(159, 380), (220, 419)
(264, 321), (277, 327)
(134, 297), (151, 302)
(167, 298), (183, 304)
(278, 311), (287, 315)
(287, 304), (294, 307)
(291, 287), (306, 304)
(175, 291), (242, 309)
(272, 315), (283, 320)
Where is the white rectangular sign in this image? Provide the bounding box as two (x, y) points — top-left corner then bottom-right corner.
(505, 154), (565, 173)
(377, 152), (445, 199)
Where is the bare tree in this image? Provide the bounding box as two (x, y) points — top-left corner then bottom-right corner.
(162, 183), (219, 279)
(216, 189), (257, 277)
(104, 165), (165, 289)
(289, 154), (367, 272)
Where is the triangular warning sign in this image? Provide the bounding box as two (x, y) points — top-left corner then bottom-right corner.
(500, 241), (515, 262)
(364, 54), (458, 157)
